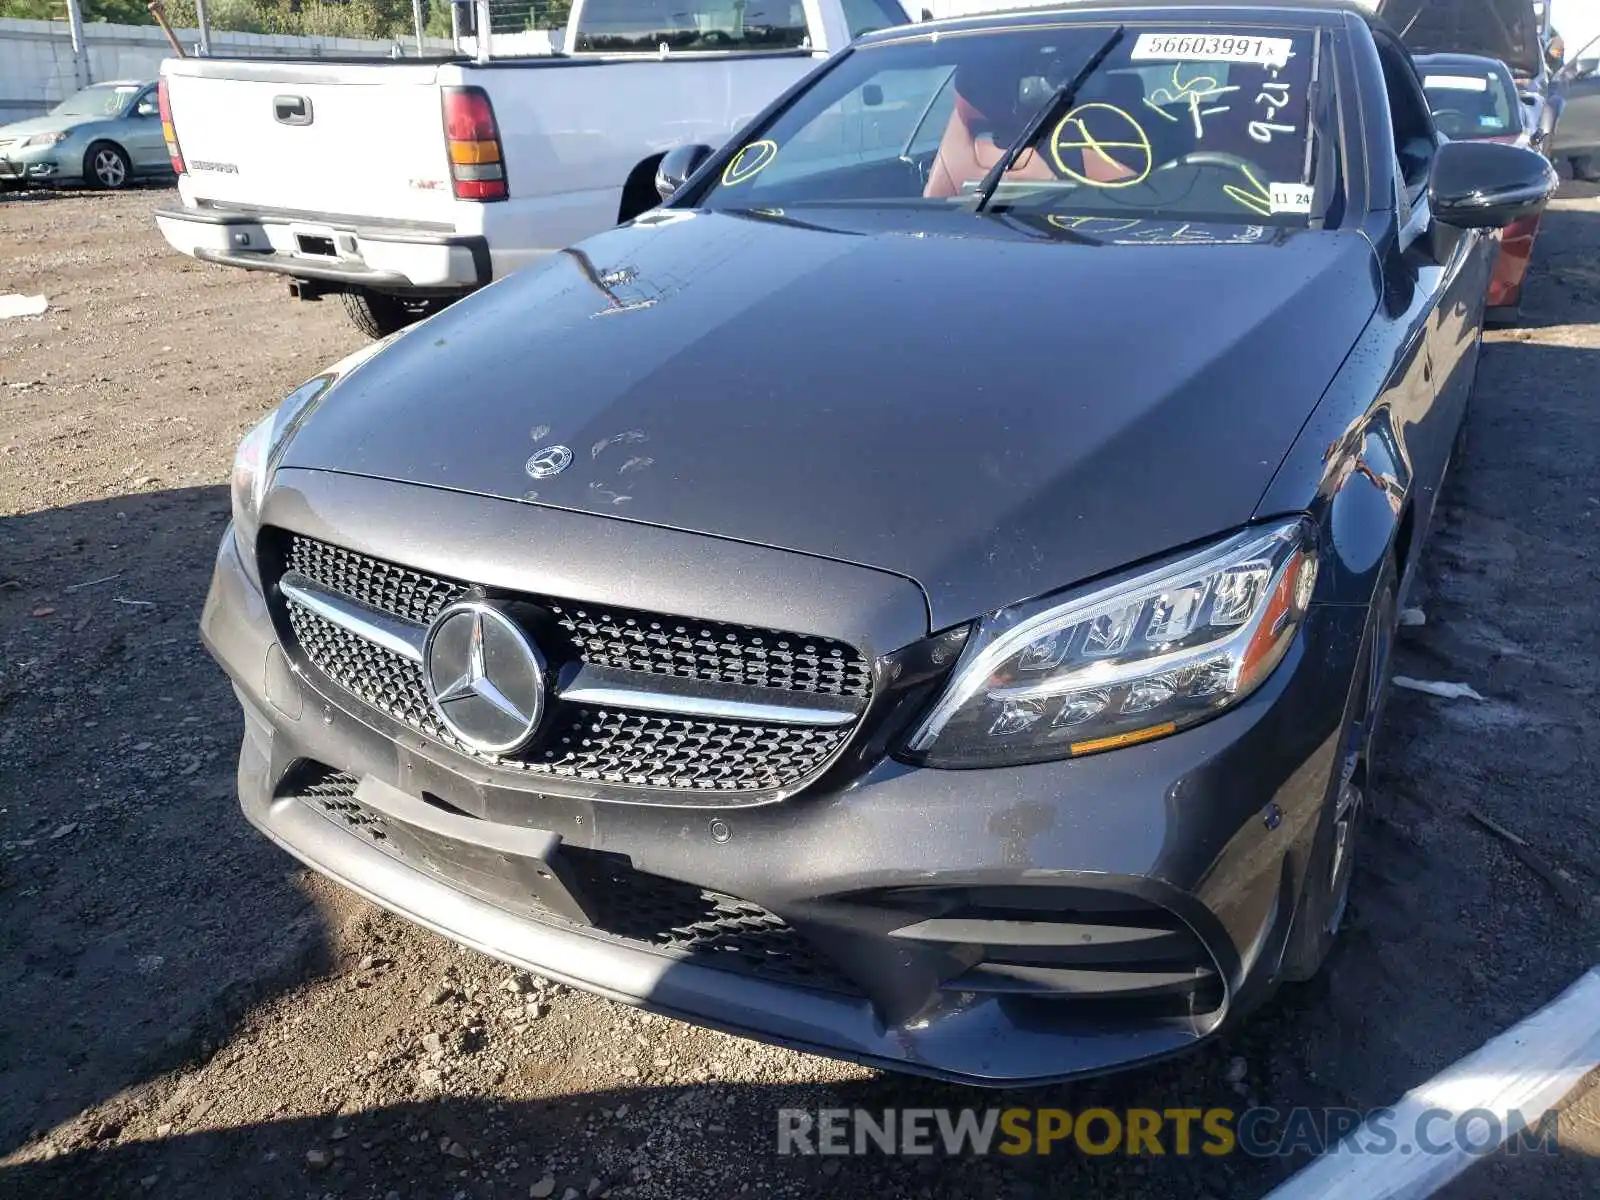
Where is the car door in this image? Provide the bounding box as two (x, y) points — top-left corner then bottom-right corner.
(120, 87), (167, 173)
(1553, 37), (1600, 160)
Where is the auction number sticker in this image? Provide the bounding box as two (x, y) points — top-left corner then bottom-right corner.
(1131, 32), (1296, 69)
(1269, 182), (1314, 214)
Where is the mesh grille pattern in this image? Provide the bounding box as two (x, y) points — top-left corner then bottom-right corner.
(549, 602), (870, 699)
(295, 769), (862, 995)
(287, 535), (462, 625)
(286, 605), (851, 791)
(283, 534), (870, 699)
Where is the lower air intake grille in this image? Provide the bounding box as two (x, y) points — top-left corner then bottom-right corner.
(293, 767), (863, 996)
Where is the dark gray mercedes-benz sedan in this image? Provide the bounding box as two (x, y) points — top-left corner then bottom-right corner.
(201, 1), (1556, 1084)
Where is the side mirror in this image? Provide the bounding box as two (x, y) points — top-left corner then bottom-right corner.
(655, 143), (713, 201)
(921, 7), (932, 20)
(1430, 140), (1559, 230)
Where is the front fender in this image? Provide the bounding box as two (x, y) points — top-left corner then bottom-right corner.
(1256, 337), (1417, 607)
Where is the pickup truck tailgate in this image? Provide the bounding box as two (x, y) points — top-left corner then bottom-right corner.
(162, 59), (458, 224)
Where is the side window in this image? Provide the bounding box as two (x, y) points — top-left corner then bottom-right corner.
(1375, 38), (1437, 203)
(840, 0), (908, 39)
(573, 0), (809, 52)
(134, 91), (159, 118)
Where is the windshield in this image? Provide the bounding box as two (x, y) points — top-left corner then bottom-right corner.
(574, 0), (810, 52)
(49, 85), (139, 119)
(694, 23), (1325, 225)
(1419, 64), (1519, 139)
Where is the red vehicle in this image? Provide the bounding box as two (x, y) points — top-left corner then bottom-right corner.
(1415, 52), (1546, 321)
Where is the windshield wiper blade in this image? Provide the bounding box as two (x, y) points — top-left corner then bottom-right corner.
(972, 23), (1126, 214)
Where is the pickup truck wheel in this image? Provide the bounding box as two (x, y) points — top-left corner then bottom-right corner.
(341, 290), (446, 339)
(84, 142), (132, 190)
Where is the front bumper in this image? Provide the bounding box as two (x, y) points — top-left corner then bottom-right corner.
(0, 144), (69, 182)
(201, 498), (1366, 1085)
(154, 202), (491, 294)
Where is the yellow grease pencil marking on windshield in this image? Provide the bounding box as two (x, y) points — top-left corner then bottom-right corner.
(1048, 215), (1143, 234)
(1223, 163), (1274, 217)
(1048, 104), (1152, 188)
(721, 139), (778, 186)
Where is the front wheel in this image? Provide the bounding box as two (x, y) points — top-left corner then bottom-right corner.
(1280, 558), (1397, 982)
(84, 141), (131, 190)
(340, 289), (450, 339)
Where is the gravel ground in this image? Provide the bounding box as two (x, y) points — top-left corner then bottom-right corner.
(1, 184), (1598, 1200)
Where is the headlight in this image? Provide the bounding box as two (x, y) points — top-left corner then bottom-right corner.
(229, 336), (398, 586)
(230, 376), (333, 586)
(904, 518), (1318, 768)
(23, 131), (68, 147)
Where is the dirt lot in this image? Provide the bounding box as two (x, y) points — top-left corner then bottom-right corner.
(1, 184), (1598, 1200)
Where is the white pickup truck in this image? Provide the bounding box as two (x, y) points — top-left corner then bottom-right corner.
(154, 0), (911, 336)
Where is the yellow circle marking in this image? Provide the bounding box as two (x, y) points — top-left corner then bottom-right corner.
(721, 139), (778, 186)
(1048, 103), (1152, 188)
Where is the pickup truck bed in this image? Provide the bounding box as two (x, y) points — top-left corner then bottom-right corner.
(154, 0), (910, 334)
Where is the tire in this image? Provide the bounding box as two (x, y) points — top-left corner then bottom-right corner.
(1280, 557), (1397, 982)
(83, 141), (132, 190)
(340, 289), (449, 339)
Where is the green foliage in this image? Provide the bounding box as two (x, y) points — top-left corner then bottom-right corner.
(0, 0), (157, 21)
(0, 0), (571, 38)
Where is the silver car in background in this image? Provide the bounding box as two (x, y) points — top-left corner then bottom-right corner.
(0, 81), (172, 191)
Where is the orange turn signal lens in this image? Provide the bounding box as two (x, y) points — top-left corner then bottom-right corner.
(448, 139), (501, 166)
(1070, 723), (1178, 756)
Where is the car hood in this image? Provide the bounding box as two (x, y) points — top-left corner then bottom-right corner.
(1373, 0), (1543, 78)
(282, 208), (1380, 628)
(0, 115), (74, 139)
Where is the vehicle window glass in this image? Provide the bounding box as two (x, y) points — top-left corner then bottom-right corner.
(573, 0), (809, 52)
(757, 66), (956, 181)
(1375, 40), (1435, 195)
(840, 0), (907, 40)
(134, 92), (159, 118)
(49, 84), (140, 118)
(1421, 66), (1517, 139)
(696, 23), (1326, 226)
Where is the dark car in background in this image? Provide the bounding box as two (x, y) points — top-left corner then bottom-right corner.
(1378, 0), (1556, 140)
(200, 1), (1556, 1084)
(1379, 0), (1559, 321)
(1415, 51), (1548, 319)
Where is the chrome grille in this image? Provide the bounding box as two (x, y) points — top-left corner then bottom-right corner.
(275, 534), (867, 794)
(287, 536), (460, 625)
(284, 534), (870, 699)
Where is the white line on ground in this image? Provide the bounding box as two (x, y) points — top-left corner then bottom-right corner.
(1266, 965), (1600, 1200)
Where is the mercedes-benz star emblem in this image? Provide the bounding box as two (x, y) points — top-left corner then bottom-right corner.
(525, 445), (574, 479)
(422, 601), (547, 755)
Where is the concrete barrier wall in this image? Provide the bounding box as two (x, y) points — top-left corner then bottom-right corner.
(0, 17), (455, 122)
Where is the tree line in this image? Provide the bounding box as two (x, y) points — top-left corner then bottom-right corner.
(0, 0), (572, 40)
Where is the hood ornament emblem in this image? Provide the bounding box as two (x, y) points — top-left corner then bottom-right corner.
(526, 445), (574, 479)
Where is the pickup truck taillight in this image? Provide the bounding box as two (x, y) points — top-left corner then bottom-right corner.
(157, 79), (185, 175)
(441, 86), (508, 201)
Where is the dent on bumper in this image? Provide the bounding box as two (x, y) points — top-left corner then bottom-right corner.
(202, 529), (1366, 1085)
